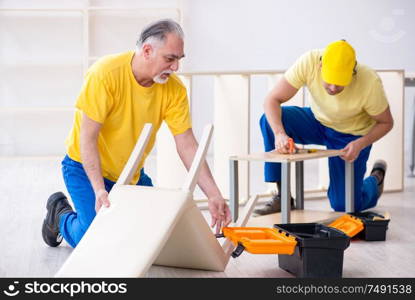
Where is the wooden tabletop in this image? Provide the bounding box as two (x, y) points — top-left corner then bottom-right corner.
(230, 149), (344, 163)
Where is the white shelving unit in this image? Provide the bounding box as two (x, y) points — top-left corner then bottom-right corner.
(0, 0), (182, 156)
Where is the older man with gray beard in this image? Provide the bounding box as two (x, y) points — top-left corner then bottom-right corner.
(42, 19), (231, 248)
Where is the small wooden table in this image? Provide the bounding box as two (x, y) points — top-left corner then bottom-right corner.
(229, 149), (355, 223)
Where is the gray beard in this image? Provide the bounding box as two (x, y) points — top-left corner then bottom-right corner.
(153, 72), (172, 84)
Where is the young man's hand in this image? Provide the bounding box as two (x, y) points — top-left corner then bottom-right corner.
(208, 196), (231, 234)
(341, 140), (364, 162)
(274, 132), (296, 154)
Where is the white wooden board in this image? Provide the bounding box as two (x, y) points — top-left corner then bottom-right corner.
(55, 186), (192, 277)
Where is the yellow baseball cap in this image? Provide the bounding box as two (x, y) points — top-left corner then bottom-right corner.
(321, 40), (356, 86)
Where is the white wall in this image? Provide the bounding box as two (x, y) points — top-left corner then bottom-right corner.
(179, 0), (414, 193)
(181, 0), (415, 72)
(1, 0), (414, 193)
(180, 0), (415, 143)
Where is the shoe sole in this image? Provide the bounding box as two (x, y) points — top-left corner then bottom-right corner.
(42, 219), (62, 247)
(42, 192), (67, 247)
(372, 160), (387, 198)
(253, 197), (296, 217)
(252, 207), (296, 217)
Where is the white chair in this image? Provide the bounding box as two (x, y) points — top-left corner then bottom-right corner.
(55, 124), (258, 277)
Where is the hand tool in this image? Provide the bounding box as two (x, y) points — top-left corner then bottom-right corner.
(287, 138), (318, 154)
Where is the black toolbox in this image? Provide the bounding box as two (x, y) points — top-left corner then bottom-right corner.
(349, 211), (390, 241)
(274, 223), (350, 278)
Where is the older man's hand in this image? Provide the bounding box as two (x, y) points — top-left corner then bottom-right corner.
(95, 188), (110, 212)
(208, 196), (231, 234)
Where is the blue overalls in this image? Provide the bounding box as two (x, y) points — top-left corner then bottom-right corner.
(260, 106), (379, 212)
(59, 155), (153, 248)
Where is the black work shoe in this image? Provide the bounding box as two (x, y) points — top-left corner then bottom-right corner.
(253, 194), (295, 216)
(42, 192), (73, 247)
(370, 159), (387, 198)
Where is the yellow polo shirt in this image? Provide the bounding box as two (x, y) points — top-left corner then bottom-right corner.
(284, 49), (389, 135)
(65, 51), (192, 184)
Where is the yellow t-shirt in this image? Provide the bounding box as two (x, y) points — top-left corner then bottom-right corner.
(65, 51), (192, 184)
(284, 49), (389, 135)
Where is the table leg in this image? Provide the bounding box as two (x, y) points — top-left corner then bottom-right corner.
(281, 162), (291, 223)
(229, 159), (239, 222)
(295, 161), (304, 210)
(345, 161), (355, 213)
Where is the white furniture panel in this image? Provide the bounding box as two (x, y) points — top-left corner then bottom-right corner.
(214, 75), (250, 200)
(367, 71), (404, 191)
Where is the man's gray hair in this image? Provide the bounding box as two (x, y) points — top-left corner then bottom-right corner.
(136, 19), (184, 49)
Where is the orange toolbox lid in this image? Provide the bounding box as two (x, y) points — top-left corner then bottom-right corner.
(222, 227), (297, 255)
(328, 214), (364, 238)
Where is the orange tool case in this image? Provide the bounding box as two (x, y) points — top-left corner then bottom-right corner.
(221, 227), (297, 256)
(328, 214), (365, 237)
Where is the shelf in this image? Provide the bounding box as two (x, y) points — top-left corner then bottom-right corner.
(88, 7), (179, 12)
(0, 7), (179, 12)
(0, 7), (180, 22)
(0, 107), (74, 113)
(0, 8), (84, 12)
(0, 60), (84, 67)
(0, 3), (182, 157)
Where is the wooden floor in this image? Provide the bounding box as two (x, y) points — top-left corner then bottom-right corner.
(0, 156), (414, 278)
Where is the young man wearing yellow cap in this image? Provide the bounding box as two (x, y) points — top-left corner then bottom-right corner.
(254, 40), (393, 215)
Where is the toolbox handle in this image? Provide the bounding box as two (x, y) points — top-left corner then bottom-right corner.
(231, 243), (245, 258)
(319, 229), (331, 238)
(215, 232), (246, 258)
